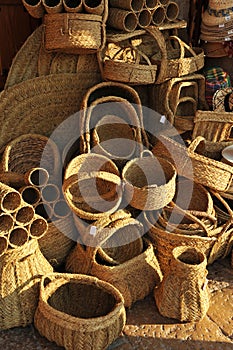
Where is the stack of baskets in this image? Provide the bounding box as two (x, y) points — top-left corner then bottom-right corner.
(0, 1), (232, 349)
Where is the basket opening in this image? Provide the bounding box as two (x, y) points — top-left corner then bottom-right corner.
(175, 100), (196, 117)
(21, 187), (40, 205)
(152, 6), (165, 25)
(0, 214), (13, 232)
(42, 184), (60, 203)
(2, 192), (21, 212)
(64, 0), (82, 8)
(44, 0), (61, 6)
(25, 0), (41, 4)
(88, 86), (138, 108)
(53, 200), (70, 218)
(0, 237), (7, 254)
(138, 10), (151, 28)
(15, 206), (35, 225)
(35, 203), (53, 221)
(29, 168), (48, 187)
(166, 2), (179, 21)
(30, 218), (47, 237)
(124, 13), (138, 32)
(175, 248), (205, 265)
(131, 0), (144, 11)
(146, 0), (158, 9)
(84, 0), (102, 8)
(48, 282), (117, 318)
(9, 228), (28, 247)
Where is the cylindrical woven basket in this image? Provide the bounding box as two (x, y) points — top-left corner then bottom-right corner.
(165, 1), (179, 21)
(73, 209), (144, 264)
(151, 5), (166, 25)
(0, 239), (53, 330)
(122, 151), (177, 210)
(0, 183), (22, 214)
(151, 35), (204, 81)
(42, 0), (63, 13)
(43, 10), (107, 54)
(66, 239), (163, 308)
(83, 0), (105, 15)
(137, 9), (152, 28)
(63, 0), (83, 12)
(22, 0), (45, 18)
(109, 0), (144, 12)
(34, 273), (126, 350)
(154, 246), (210, 322)
(107, 8), (138, 32)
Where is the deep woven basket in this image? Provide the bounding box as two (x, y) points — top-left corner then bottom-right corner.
(154, 246), (210, 322)
(0, 239), (53, 330)
(34, 273), (126, 350)
(66, 239), (163, 308)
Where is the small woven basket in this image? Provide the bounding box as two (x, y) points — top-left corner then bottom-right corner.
(0, 239), (53, 330)
(154, 246), (210, 322)
(22, 0), (45, 18)
(34, 273), (126, 350)
(151, 35), (204, 81)
(66, 239), (162, 308)
(43, 6), (108, 54)
(122, 151), (177, 210)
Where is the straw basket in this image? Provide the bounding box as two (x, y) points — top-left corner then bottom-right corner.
(151, 35), (204, 81)
(43, 6), (108, 54)
(72, 209), (144, 264)
(122, 151), (177, 210)
(99, 27), (168, 85)
(63, 153), (122, 220)
(154, 246), (210, 322)
(66, 239), (162, 308)
(153, 135), (233, 192)
(34, 273), (126, 350)
(22, 0), (45, 18)
(0, 239), (53, 330)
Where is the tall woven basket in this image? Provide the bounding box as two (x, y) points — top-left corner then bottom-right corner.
(0, 239), (53, 330)
(66, 239), (163, 308)
(154, 246), (210, 322)
(34, 273), (126, 350)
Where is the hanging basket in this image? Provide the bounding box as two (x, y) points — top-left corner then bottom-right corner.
(66, 239), (162, 308)
(34, 273), (126, 350)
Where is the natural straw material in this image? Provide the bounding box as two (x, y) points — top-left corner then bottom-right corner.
(34, 273), (126, 350)
(154, 246), (210, 322)
(0, 239), (53, 330)
(0, 183), (21, 213)
(42, 0), (63, 13)
(25, 168), (50, 188)
(0, 213), (14, 235)
(165, 1), (180, 21)
(9, 226), (29, 249)
(66, 239), (163, 308)
(63, 0), (83, 12)
(107, 8), (138, 32)
(83, 0), (105, 15)
(122, 152), (177, 210)
(5, 26), (43, 89)
(109, 0), (144, 12)
(29, 214), (48, 239)
(41, 183), (60, 203)
(151, 5), (166, 25)
(22, 0), (45, 18)
(0, 172), (26, 189)
(0, 237), (8, 258)
(137, 9), (152, 28)
(19, 186), (41, 206)
(146, 0), (159, 9)
(0, 73), (101, 151)
(14, 202), (35, 226)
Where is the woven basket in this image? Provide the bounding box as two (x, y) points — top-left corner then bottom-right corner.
(165, 1), (180, 21)
(63, 0), (83, 12)
(44, 4), (108, 54)
(22, 0), (45, 18)
(39, 213), (76, 268)
(66, 239), (162, 308)
(5, 26), (43, 89)
(151, 35), (204, 81)
(63, 153), (122, 220)
(154, 246), (210, 322)
(153, 135), (233, 192)
(192, 110), (233, 142)
(73, 209), (144, 264)
(100, 27), (168, 85)
(1, 134), (61, 181)
(109, 0), (144, 11)
(122, 151), (177, 210)
(149, 74), (208, 135)
(0, 182), (22, 214)
(137, 9), (152, 28)
(80, 81), (149, 152)
(0, 239), (53, 330)
(34, 273), (126, 350)
(83, 0), (105, 15)
(42, 0), (63, 13)
(151, 5), (166, 25)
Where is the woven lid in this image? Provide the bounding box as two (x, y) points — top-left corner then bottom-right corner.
(212, 87), (233, 111)
(0, 73), (101, 150)
(202, 0), (233, 26)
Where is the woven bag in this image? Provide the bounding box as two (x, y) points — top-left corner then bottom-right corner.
(66, 239), (163, 308)
(192, 110), (233, 142)
(151, 35), (204, 80)
(63, 153), (122, 220)
(149, 74), (208, 135)
(122, 151), (177, 210)
(153, 135), (233, 192)
(154, 246), (210, 322)
(79, 81), (149, 152)
(99, 27), (168, 85)
(34, 273), (126, 350)
(0, 239), (53, 330)
(1, 134), (61, 182)
(43, 2), (108, 55)
(72, 209), (144, 264)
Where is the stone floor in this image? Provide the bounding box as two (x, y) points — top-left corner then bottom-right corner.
(0, 256), (232, 350)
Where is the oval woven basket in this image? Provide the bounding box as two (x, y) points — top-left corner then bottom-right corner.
(34, 273), (126, 350)
(122, 151), (177, 210)
(73, 209), (144, 264)
(66, 239), (163, 308)
(0, 239), (53, 330)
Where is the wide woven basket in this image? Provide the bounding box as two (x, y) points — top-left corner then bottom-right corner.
(122, 151), (177, 210)
(154, 246), (210, 322)
(153, 135), (233, 192)
(34, 273), (126, 350)
(66, 239), (163, 308)
(151, 35), (204, 81)
(72, 209), (144, 265)
(0, 239), (53, 330)
(43, 5), (108, 54)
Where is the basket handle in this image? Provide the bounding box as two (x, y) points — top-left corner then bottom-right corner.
(168, 35), (198, 59)
(187, 136), (206, 154)
(140, 150), (154, 158)
(145, 26), (168, 84)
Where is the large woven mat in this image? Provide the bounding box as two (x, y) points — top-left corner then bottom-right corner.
(0, 73), (101, 150)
